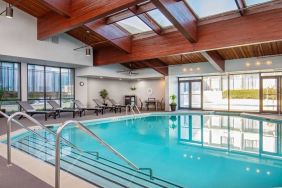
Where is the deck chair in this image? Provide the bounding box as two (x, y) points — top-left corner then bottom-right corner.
(18, 101), (56, 121)
(93, 99), (117, 113)
(48, 100), (82, 118)
(108, 98), (126, 113)
(73, 100), (102, 116)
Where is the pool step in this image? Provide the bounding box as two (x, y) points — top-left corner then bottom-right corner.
(11, 135), (183, 188)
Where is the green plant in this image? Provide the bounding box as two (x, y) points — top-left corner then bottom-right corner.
(0, 89), (6, 110)
(99, 89), (109, 103)
(222, 89), (276, 100)
(170, 94), (177, 105)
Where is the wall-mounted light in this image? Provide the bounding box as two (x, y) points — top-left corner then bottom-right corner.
(85, 48), (91, 56)
(5, 4), (13, 19)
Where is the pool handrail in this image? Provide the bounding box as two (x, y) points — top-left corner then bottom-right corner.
(55, 120), (153, 188)
(6, 111), (82, 165)
(0, 111), (49, 143)
(125, 104), (141, 115)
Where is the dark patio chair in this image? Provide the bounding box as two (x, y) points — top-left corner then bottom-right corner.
(48, 100), (82, 118)
(18, 101), (56, 121)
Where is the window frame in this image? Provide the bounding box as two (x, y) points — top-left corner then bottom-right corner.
(27, 64), (75, 110)
(0, 61), (21, 112)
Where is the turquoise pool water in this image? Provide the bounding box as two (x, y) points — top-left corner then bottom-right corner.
(8, 113), (282, 188)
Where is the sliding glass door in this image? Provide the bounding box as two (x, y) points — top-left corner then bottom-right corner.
(179, 80), (202, 110)
(262, 77), (278, 112)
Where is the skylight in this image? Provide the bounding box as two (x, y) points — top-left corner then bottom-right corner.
(147, 9), (173, 28)
(117, 16), (152, 34)
(185, 0), (238, 18)
(245, 0), (272, 6)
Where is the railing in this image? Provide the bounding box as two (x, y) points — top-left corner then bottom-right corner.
(125, 104), (141, 115)
(6, 112), (82, 165)
(55, 120), (153, 188)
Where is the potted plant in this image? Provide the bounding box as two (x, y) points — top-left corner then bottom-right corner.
(99, 89), (108, 105)
(170, 94), (177, 111)
(0, 89), (6, 117)
(130, 86), (136, 91)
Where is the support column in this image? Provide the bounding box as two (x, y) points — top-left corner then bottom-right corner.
(21, 63), (28, 101)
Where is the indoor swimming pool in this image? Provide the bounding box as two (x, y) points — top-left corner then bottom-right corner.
(5, 113), (282, 188)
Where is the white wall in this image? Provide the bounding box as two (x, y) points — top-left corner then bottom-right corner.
(132, 79), (166, 105)
(0, 0), (92, 67)
(87, 78), (131, 106)
(76, 64), (163, 79)
(77, 78), (165, 107)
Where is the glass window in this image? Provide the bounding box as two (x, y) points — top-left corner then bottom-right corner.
(179, 82), (189, 108)
(117, 16), (152, 34)
(46, 67), (60, 100)
(229, 74), (260, 112)
(185, 0), (238, 18)
(147, 9), (173, 28)
(203, 76), (228, 111)
(245, 0), (272, 6)
(28, 65), (45, 110)
(0, 62), (20, 112)
(28, 65), (75, 110)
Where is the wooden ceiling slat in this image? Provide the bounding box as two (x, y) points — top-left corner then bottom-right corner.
(217, 41), (282, 60)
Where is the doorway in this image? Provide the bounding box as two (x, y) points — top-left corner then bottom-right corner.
(179, 80), (202, 110)
(261, 76), (282, 113)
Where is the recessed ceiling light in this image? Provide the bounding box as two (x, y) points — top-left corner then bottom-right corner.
(189, 68), (193, 71)
(266, 60), (272, 65)
(245, 62), (251, 67)
(256, 61), (261, 66)
(86, 30), (90, 33)
(183, 68), (187, 72)
(196, 67), (200, 71)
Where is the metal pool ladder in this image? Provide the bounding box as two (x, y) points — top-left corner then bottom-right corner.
(125, 104), (141, 115)
(55, 120), (153, 188)
(5, 112), (82, 165)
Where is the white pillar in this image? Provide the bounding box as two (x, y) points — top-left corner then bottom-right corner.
(75, 74), (88, 105)
(21, 63), (28, 101)
(165, 75), (178, 111)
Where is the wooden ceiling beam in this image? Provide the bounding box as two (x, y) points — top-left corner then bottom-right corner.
(142, 59), (168, 76)
(94, 8), (282, 65)
(106, 2), (156, 24)
(235, 0), (246, 16)
(128, 7), (162, 35)
(38, 0), (148, 40)
(137, 13), (162, 34)
(38, 0), (71, 17)
(201, 51), (225, 72)
(152, 0), (197, 43)
(84, 20), (132, 53)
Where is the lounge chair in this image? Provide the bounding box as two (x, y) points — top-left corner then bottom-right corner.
(18, 101), (57, 121)
(108, 98), (126, 113)
(73, 100), (102, 116)
(48, 100), (82, 118)
(93, 99), (117, 113)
